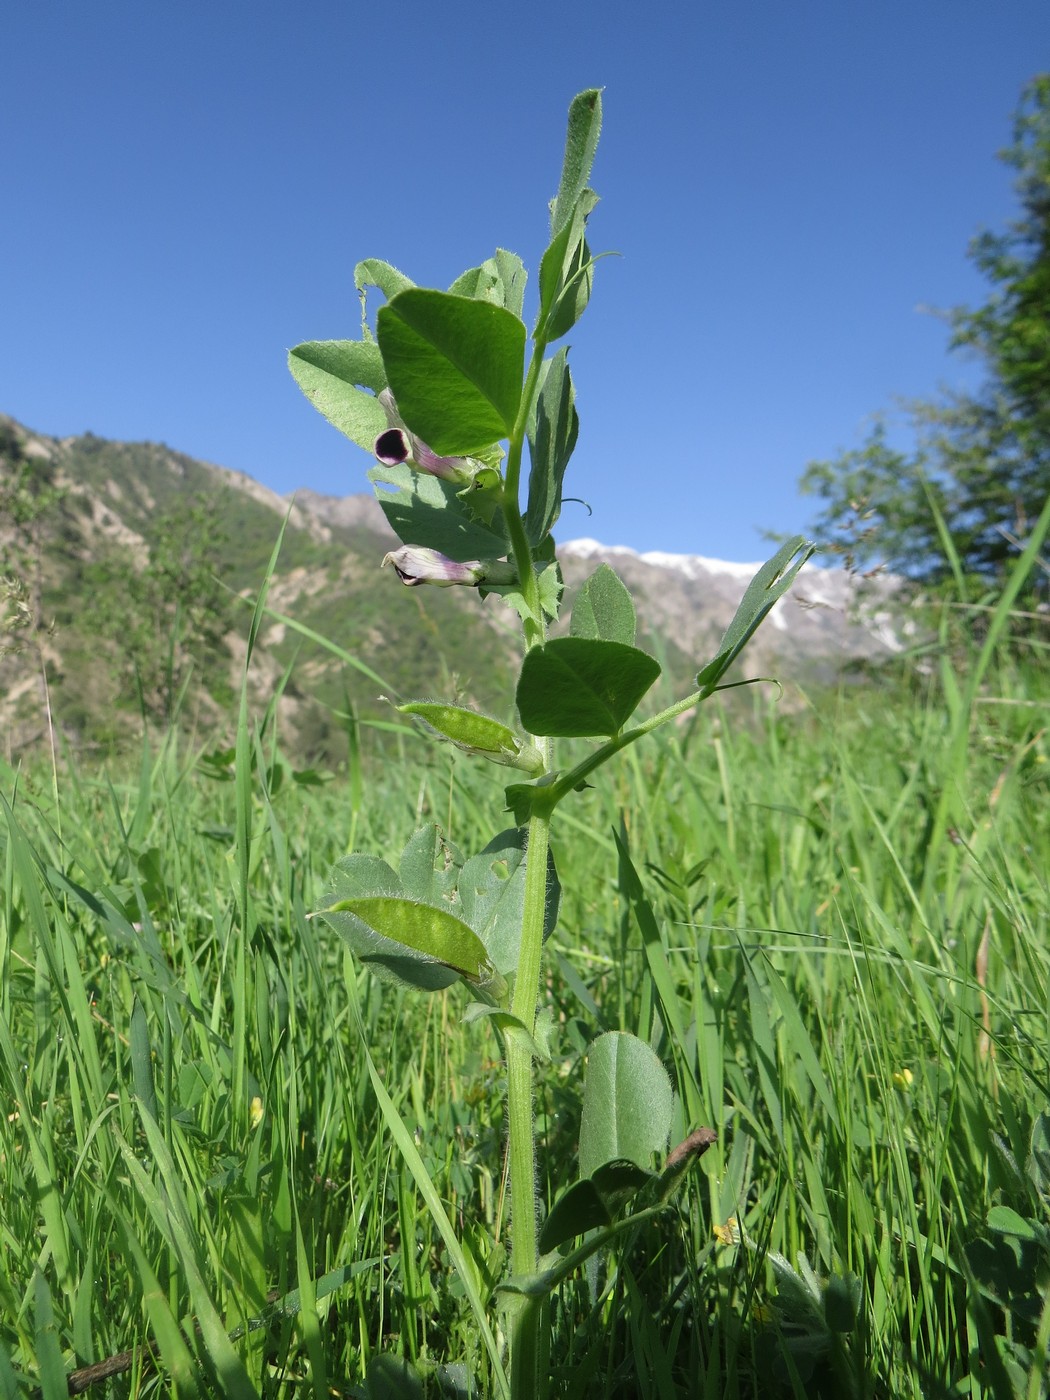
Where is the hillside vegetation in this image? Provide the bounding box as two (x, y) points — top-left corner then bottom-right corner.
(0, 416), (523, 762)
(1, 415), (901, 769)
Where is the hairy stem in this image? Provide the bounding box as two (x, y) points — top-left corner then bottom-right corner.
(505, 802), (551, 1396)
(545, 687), (709, 808)
(501, 331), (557, 1395)
(502, 339), (549, 650)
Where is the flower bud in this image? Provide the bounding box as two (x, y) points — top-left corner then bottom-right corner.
(382, 547), (517, 588)
(374, 389), (473, 483)
(383, 547), (483, 587)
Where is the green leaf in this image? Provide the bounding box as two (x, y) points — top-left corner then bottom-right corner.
(369, 461), (508, 561)
(33, 1271), (68, 1400)
(130, 998), (158, 1121)
(539, 1160), (654, 1255)
(550, 90), (603, 237)
(377, 289), (526, 454)
(287, 340), (387, 450)
(516, 637), (661, 738)
(590, 1158), (654, 1207)
(696, 536), (815, 692)
(355, 259), (415, 339)
(355, 259), (415, 303)
(398, 702), (542, 772)
(493, 248), (527, 320)
(459, 828), (559, 975)
(545, 234), (596, 342)
(825, 1272), (862, 1332)
(539, 1179), (611, 1254)
(489, 560), (563, 626)
(987, 1205), (1041, 1241)
(457, 463), (505, 528)
(503, 772), (562, 826)
(570, 564), (636, 644)
(1029, 1110), (1050, 1193)
(447, 250), (527, 320)
(328, 895), (501, 995)
(536, 192), (599, 342)
(447, 261), (502, 301)
(461, 1003), (550, 1062)
(536, 561), (565, 620)
(579, 1031), (673, 1178)
(364, 1354), (425, 1399)
(525, 351), (579, 544)
(398, 825), (464, 909)
(318, 855), (504, 996)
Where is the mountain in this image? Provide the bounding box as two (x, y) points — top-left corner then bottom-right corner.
(1, 415), (902, 763)
(556, 538), (903, 680)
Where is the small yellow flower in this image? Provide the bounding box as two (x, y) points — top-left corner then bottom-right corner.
(249, 1096), (264, 1129)
(713, 1216), (740, 1246)
(892, 1068), (914, 1090)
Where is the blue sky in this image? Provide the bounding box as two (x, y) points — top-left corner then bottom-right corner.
(3, 2), (1047, 561)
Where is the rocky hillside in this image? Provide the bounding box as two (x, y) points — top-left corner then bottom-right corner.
(1, 414), (902, 764)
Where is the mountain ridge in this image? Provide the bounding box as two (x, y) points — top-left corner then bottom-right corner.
(1, 414), (902, 762)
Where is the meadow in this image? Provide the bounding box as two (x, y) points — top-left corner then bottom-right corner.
(0, 580), (1047, 1400)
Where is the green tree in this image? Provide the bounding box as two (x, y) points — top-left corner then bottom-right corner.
(0, 419), (63, 653)
(800, 75), (1050, 596)
(88, 493), (235, 723)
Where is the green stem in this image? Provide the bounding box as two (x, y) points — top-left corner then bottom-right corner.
(502, 334), (554, 1395)
(506, 802), (551, 1398)
(504, 688), (701, 1394)
(502, 339), (549, 650)
(504, 637), (709, 1392)
(504, 338), (547, 509)
(546, 687), (708, 808)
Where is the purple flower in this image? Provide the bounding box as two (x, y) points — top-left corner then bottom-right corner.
(382, 547), (517, 588)
(374, 390), (473, 483)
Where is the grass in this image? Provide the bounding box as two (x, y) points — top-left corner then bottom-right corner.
(0, 609), (1048, 1397)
